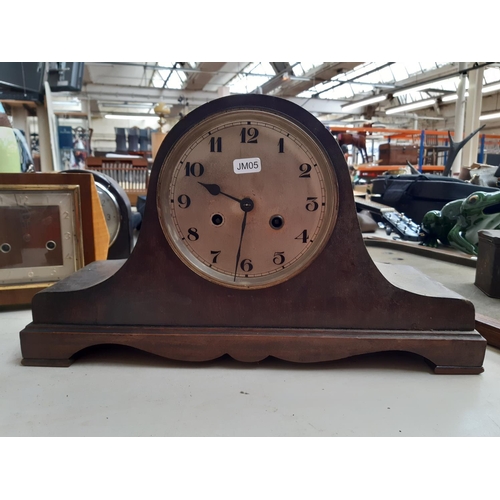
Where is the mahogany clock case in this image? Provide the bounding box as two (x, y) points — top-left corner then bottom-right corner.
(20, 95), (486, 373)
(62, 169), (134, 260)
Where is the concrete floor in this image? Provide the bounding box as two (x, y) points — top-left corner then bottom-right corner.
(1, 245), (500, 437)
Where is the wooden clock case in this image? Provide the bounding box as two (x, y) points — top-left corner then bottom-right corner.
(0, 172), (108, 307)
(20, 95), (486, 373)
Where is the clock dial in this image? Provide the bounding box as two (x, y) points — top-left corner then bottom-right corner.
(96, 184), (121, 246)
(157, 109), (339, 289)
(0, 187), (83, 286)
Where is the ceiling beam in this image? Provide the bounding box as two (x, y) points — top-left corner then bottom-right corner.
(203, 62), (252, 92)
(273, 62), (363, 97)
(287, 97), (345, 114)
(83, 83), (347, 115)
(83, 83), (216, 105)
(252, 62), (294, 94)
(183, 62), (228, 91)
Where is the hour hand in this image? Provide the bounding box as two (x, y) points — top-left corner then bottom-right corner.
(198, 182), (242, 203)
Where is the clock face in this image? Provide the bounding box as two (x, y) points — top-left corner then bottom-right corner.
(0, 186), (83, 286)
(157, 108), (339, 289)
(96, 184), (121, 246)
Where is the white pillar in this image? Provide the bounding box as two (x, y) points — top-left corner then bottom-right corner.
(35, 103), (54, 172)
(11, 106), (29, 134)
(81, 98), (92, 129)
(452, 62), (467, 175)
(462, 66), (484, 169)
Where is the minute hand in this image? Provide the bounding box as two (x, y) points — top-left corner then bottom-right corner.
(198, 182), (243, 203)
(233, 211), (248, 282)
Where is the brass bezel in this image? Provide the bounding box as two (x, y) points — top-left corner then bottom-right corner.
(157, 109), (339, 289)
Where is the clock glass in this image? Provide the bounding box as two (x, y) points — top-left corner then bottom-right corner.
(0, 185), (84, 286)
(157, 108), (339, 289)
(95, 183), (121, 246)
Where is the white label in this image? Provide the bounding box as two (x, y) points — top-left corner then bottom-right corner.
(233, 157), (261, 174)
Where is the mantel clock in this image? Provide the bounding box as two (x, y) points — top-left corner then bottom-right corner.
(20, 95), (486, 373)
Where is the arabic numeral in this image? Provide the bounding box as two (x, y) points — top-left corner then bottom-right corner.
(185, 162), (204, 177)
(210, 250), (221, 263)
(273, 252), (285, 265)
(278, 138), (284, 153)
(177, 194), (191, 208)
(240, 127), (259, 143)
(295, 230), (309, 243)
(240, 259), (253, 272)
(306, 197), (319, 212)
(209, 137), (222, 152)
(187, 227), (199, 241)
(299, 163), (312, 178)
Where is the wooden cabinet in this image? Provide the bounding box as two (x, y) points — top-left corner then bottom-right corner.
(379, 143), (419, 165)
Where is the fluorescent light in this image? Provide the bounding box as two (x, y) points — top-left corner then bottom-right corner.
(342, 95), (386, 111)
(480, 111), (500, 121)
(438, 81), (500, 103)
(385, 98), (436, 115)
(104, 114), (158, 120)
(442, 93), (458, 102)
(393, 77), (459, 97)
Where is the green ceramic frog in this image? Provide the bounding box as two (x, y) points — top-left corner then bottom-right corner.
(420, 190), (500, 255)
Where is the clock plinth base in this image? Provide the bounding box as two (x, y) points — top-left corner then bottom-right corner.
(20, 324), (486, 374)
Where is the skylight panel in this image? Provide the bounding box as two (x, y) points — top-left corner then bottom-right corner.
(167, 71), (185, 89)
(305, 79), (335, 96)
(319, 84), (354, 100)
(152, 74), (165, 88)
(149, 62), (189, 90)
(437, 77), (460, 91)
(419, 62), (438, 72)
(372, 65), (395, 83)
(403, 62), (423, 76)
(157, 62), (175, 71)
(297, 89), (314, 98)
(336, 62), (378, 82)
(294, 65), (304, 76)
(227, 62), (275, 93)
(484, 67), (500, 84)
(390, 63), (409, 81)
(399, 91), (431, 104)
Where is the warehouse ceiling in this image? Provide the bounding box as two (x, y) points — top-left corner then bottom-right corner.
(76, 62), (500, 130)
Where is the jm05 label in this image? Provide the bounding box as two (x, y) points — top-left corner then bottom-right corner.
(233, 157), (261, 174)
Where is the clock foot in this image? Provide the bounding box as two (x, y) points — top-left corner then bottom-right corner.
(433, 365), (484, 374)
(21, 357), (73, 367)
